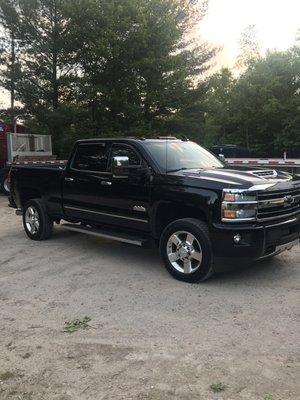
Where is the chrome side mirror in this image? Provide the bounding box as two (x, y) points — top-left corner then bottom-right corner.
(218, 154), (225, 162)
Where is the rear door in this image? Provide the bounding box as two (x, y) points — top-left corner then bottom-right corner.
(62, 141), (113, 224)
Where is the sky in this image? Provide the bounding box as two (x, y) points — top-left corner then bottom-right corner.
(1, 0), (300, 107)
(199, 0), (300, 68)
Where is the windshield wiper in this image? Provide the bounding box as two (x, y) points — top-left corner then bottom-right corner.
(166, 167), (201, 173)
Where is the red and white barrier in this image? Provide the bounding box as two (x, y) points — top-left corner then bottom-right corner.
(225, 158), (300, 168)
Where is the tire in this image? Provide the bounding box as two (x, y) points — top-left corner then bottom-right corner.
(159, 218), (214, 283)
(0, 174), (10, 196)
(23, 199), (53, 241)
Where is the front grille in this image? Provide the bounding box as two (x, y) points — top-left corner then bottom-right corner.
(257, 188), (300, 221)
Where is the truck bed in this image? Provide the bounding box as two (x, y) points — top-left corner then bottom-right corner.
(10, 164), (65, 217)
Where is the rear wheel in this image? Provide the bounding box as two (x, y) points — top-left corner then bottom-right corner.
(23, 199), (53, 240)
(159, 218), (214, 282)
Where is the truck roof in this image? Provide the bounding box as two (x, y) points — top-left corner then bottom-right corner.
(76, 136), (188, 144)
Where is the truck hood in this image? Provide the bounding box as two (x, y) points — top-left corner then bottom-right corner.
(170, 167), (297, 191)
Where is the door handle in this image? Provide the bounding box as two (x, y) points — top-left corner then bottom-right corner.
(101, 181), (112, 186)
(65, 177), (74, 182)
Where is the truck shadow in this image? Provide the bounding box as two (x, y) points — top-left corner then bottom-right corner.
(212, 256), (295, 284)
(53, 226), (294, 286)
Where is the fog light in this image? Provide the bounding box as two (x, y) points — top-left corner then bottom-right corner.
(233, 234), (242, 244)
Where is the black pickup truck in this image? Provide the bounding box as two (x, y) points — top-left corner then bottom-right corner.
(9, 137), (300, 282)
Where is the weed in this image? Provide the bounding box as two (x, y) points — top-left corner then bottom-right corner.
(63, 316), (91, 333)
(0, 371), (15, 381)
(210, 382), (226, 393)
(264, 395), (274, 400)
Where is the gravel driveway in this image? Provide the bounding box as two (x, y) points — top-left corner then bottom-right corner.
(0, 194), (299, 400)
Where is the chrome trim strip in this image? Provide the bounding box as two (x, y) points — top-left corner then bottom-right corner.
(221, 217), (257, 223)
(222, 201), (258, 205)
(223, 197), (299, 206)
(266, 218), (298, 228)
(64, 205), (148, 223)
(257, 209), (300, 222)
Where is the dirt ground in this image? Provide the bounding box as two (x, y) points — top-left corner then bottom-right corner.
(0, 195), (299, 400)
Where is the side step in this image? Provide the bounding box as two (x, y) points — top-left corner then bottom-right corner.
(61, 223), (151, 247)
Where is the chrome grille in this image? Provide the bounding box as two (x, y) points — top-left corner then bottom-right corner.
(257, 188), (300, 221)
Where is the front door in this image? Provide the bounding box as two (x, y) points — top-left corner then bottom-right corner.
(104, 143), (152, 232)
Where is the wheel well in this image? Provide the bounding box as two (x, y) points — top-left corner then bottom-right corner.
(154, 203), (209, 238)
(20, 189), (41, 207)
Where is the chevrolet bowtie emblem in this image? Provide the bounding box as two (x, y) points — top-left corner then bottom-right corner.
(283, 195), (294, 206)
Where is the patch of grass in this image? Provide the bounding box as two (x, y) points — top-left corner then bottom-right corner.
(210, 382), (226, 393)
(63, 316), (91, 333)
(0, 371), (15, 381)
(264, 395), (274, 400)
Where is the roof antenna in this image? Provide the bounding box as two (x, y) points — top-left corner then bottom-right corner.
(181, 135), (189, 141)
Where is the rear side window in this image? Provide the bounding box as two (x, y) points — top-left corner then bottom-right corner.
(72, 143), (109, 172)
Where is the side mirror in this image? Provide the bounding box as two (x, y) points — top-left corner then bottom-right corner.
(112, 156), (148, 178)
(218, 153), (225, 162)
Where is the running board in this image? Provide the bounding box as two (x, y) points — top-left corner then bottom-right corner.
(61, 223), (150, 247)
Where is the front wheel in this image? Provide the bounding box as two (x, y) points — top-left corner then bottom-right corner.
(23, 199), (53, 240)
(159, 218), (214, 283)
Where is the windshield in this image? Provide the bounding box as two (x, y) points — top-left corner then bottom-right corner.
(144, 141), (224, 172)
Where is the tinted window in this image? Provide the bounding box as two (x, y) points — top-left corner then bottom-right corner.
(111, 145), (141, 167)
(73, 144), (109, 172)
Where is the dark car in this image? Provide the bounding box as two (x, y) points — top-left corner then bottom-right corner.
(9, 137), (300, 282)
(211, 144), (253, 158)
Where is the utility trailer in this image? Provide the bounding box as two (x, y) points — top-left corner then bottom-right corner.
(0, 125), (66, 194)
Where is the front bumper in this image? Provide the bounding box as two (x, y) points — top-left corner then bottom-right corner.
(211, 215), (300, 262)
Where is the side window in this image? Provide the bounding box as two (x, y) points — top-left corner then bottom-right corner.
(111, 145), (141, 167)
(72, 143), (109, 172)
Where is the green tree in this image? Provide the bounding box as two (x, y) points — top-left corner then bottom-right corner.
(65, 0), (216, 137)
(204, 45), (300, 157)
(0, 0), (21, 124)
(203, 68), (235, 147)
(0, 0), (216, 154)
(1, 0), (77, 152)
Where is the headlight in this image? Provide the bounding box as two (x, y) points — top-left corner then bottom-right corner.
(222, 189), (258, 222)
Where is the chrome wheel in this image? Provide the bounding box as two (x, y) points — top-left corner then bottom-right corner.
(25, 206), (40, 235)
(166, 230), (203, 274)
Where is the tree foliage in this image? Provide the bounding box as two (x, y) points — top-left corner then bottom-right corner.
(204, 44), (300, 157)
(0, 0), (215, 154)
(0, 1), (299, 158)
